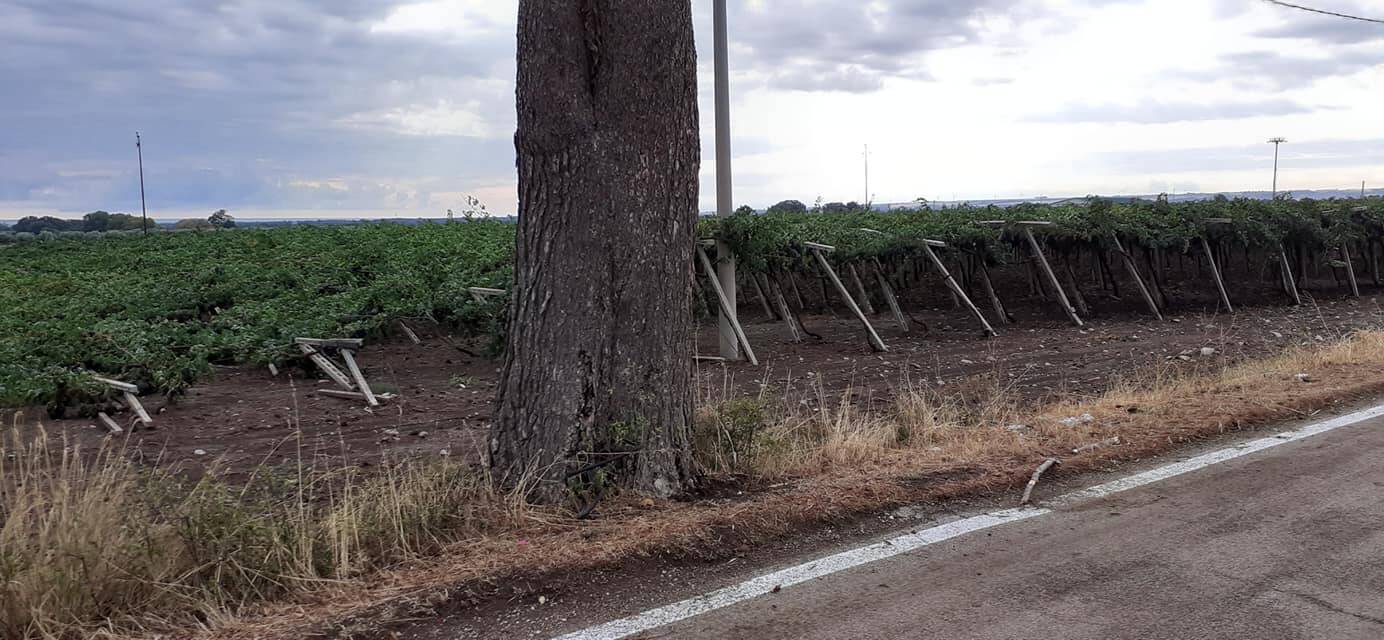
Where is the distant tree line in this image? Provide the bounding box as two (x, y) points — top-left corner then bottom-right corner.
(3, 209), (236, 234)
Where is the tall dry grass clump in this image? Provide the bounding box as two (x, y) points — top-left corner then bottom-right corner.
(0, 424), (525, 640)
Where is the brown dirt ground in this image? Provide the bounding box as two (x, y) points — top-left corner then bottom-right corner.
(7, 264), (1381, 483)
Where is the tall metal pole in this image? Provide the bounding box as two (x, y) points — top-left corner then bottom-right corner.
(1268, 137), (1286, 198)
(713, 0), (739, 360)
(136, 132), (149, 235)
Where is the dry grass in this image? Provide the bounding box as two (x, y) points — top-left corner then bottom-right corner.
(7, 331), (1384, 639)
(0, 424), (533, 640)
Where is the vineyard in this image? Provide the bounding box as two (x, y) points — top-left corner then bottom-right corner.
(3, 196), (1383, 412)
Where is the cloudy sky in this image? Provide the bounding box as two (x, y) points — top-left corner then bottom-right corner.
(2, 0), (1382, 220)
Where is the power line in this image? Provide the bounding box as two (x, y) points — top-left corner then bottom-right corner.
(1261, 0), (1384, 24)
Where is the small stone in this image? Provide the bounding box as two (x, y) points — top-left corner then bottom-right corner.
(1200, 347), (1216, 357)
(1294, 373), (1313, 383)
(193, 449), (207, 456)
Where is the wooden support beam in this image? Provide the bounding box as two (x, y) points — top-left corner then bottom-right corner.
(693, 355), (728, 362)
(695, 245), (759, 365)
(1110, 235), (1163, 320)
(846, 263), (877, 315)
(298, 343), (356, 390)
(97, 411), (123, 435)
(1021, 227), (1084, 327)
(1199, 237), (1235, 313)
(809, 247), (888, 352)
(122, 392), (152, 425)
(920, 243), (997, 337)
(802, 241), (836, 252)
(1341, 245), (1361, 298)
(870, 257), (909, 332)
(294, 337), (364, 350)
(1277, 243), (1302, 306)
(340, 349), (379, 407)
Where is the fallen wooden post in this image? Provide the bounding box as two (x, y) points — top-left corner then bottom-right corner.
(340, 349), (379, 407)
(298, 343), (356, 390)
(1199, 237), (1235, 313)
(267, 363), (279, 377)
(919, 240), (997, 337)
(468, 287), (506, 303)
(122, 392), (153, 426)
(93, 376), (139, 393)
(695, 245), (759, 365)
(294, 337), (364, 350)
(97, 411), (123, 435)
(1018, 224), (1083, 327)
(317, 388), (396, 402)
(1341, 245), (1361, 298)
(1110, 234), (1163, 320)
(1277, 243), (1302, 306)
(806, 243), (887, 352)
(693, 355), (728, 363)
(1020, 457), (1060, 506)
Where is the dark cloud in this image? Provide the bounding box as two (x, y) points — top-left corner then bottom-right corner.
(1030, 99), (1323, 124)
(705, 0), (1025, 93)
(0, 0), (516, 214)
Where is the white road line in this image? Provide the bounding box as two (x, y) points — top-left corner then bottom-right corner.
(550, 402), (1384, 640)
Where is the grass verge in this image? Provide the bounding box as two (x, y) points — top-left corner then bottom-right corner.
(5, 331), (1384, 639)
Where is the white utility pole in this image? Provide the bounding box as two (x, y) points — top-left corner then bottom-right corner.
(713, 0), (739, 360)
(1268, 137), (1286, 197)
(863, 144), (870, 206)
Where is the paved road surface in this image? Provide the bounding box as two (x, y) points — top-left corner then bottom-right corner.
(632, 413), (1384, 639)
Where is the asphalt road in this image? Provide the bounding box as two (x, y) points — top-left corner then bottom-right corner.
(633, 413), (1384, 640)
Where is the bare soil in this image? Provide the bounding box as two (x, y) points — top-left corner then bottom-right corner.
(10, 270), (1381, 482)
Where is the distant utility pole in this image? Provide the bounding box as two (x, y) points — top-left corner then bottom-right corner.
(1364, 180), (1368, 198)
(1268, 137), (1286, 198)
(863, 144), (870, 206)
(136, 132), (149, 235)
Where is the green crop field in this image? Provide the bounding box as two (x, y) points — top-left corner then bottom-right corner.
(4, 196), (1382, 410)
(0, 222), (513, 408)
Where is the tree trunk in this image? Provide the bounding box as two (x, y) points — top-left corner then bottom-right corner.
(493, 0), (699, 502)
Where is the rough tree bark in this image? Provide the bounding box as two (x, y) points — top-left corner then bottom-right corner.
(492, 0), (700, 502)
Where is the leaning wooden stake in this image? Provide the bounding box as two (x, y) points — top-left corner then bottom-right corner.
(1277, 243), (1302, 306)
(1341, 245), (1361, 298)
(977, 262), (1012, 325)
(695, 244), (759, 365)
(398, 321), (422, 345)
(1110, 235), (1163, 321)
(122, 392), (153, 426)
(1020, 225), (1083, 327)
(340, 349), (379, 407)
(870, 257), (909, 332)
(768, 276), (804, 343)
(1198, 237), (1235, 313)
(846, 263), (877, 315)
(749, 273), (777, 319)
(920, 241), (997, 337)
(805, 242), (887, 352)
